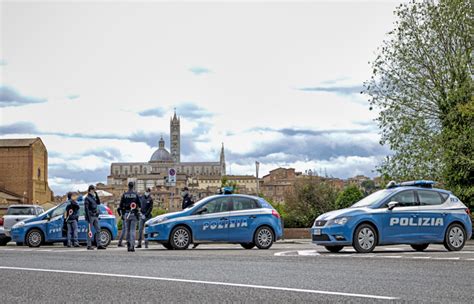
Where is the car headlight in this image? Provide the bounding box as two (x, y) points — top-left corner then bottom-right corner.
(12, 221), (25, 229)
(148, 216), (169, 226)
(329, 217), (349, 225)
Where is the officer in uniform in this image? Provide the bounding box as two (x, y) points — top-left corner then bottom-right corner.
(119, 182), (141, 252)
(137, 188), (154, 249)
(65, 192), (80, 247)
(116, 204), (128, 247)
(181, 187), (194, 210)
(85, 185), (106, 250)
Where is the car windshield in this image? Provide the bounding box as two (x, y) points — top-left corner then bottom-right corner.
(351, 189), (393, 208)
(7, 207), (36, 215)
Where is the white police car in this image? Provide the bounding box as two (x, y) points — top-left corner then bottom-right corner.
(145, 194), (283, 250)
(312, 181), (472, 253)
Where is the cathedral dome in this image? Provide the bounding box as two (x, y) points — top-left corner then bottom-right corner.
(150, 137), (173, 162)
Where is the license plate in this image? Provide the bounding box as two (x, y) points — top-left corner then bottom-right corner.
(314, 229), (321, 236)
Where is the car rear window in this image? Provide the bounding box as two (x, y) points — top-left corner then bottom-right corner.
(7, 207), (36, 215)
(418, 190), (444, 206)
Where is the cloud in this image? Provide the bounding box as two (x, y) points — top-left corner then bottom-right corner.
(0, 59), (6, 66)
(67, 94), (80, 100)
(298, 85), (363, 95)
(0, 86), (47, 107)
(320, 77), (350, 85)
(189, 66), (211, 75)
(0, 121), (39, 134)
(226, 128), (388, 166)
(176, 103), (213, 119)
(252, 127), (372, 137)
(138, 107), (166, 117)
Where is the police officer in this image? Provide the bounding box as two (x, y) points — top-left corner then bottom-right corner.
(181, 187), (193, 210)
(65, 192), (80, 247)
(137, 188), (154, 249)
(116, 203), (128, 247)
(119, 182), (141, 252)
(85, 185), (106, 250)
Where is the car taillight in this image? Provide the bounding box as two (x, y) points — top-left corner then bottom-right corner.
(272, 210), (280, 219)
(0, 217), (3, 226)
(466, 208), (471, 215)
(106, 206), (113, 215)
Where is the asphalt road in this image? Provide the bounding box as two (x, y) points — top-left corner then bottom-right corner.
(1, 240), (473, 303)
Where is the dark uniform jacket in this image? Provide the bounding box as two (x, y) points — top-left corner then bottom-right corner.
(140, 195), (154, 219)
(181, 193), (193, 210)
(65, 200), (80, 222)
(84, 193), (101, 221)
(119, 190), (141, 218)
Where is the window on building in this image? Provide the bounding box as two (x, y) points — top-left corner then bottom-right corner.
(37, 168), (41, 179)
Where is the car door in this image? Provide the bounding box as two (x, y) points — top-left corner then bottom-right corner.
(46, 203), (67, 242)
(382, 190), (419, 244)
(191, 197), (231, 242)
(77, 205), (88, 241)
(416, 190), (446, 242)
(228, 196), (260, 242)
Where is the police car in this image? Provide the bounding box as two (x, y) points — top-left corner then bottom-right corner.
(145, 193), (283, 250)
(312, 181), (472, 253)
(10, 197), (118, 248)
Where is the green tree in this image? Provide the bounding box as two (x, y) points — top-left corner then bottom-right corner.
(335, 185), (364, 210)
(283, 177), (339, 228)
(363, 0), (473, 205)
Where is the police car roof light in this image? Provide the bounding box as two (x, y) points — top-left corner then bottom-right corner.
(222, 186), (234, 195)
(386, 180), (436, 189)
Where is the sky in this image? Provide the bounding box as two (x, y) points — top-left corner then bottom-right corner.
(0, 0), (401, 195)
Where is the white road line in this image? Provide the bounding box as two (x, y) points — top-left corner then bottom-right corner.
(297, 250), (320, 256)
(274, 250), (296, 256)
(410, 257), (431, 259)
(432, 257), (460, 260)
(375, 256), (402, 259)
(0, 266), (398, 300)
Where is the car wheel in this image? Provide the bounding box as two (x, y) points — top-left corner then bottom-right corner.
(99, 229), (112, 247)
(444, 223), (466, 251)
(170, 226), (191, 250)
(353, 224), (377, 253)
(254, 226), (274, 249)
(325, 245), (344, 253)
(162, 242), (173, 250)
(411, 244), (429, 251)
(241, 243), (256, 250)
(26, 229), (43, 248)
(0, 237), (11, 246)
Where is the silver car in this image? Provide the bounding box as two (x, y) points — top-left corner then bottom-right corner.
(2, 205), (44, 244)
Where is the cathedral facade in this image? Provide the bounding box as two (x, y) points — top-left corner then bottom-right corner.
(107, 112), (226, 193)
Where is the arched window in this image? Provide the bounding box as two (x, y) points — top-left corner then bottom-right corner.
(37, 168), (41, 179)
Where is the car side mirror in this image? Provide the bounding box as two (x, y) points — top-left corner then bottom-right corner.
(387, 201), (399, 211)
(197, 207), (207, 215)
(45, 213), (51, 221)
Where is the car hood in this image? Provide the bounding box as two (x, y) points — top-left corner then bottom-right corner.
(316, 207), (371, 221)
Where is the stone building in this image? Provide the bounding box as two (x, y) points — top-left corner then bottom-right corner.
(106, 112), (226, 212)
(193, 175), (259, 195)
(0, 138), (53, 204)
(260, 168), (301, 203)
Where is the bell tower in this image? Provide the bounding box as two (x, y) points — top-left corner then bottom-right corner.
(170, 109), (180, 163)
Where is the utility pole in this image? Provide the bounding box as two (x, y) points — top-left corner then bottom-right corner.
(255, 161), (260, 195)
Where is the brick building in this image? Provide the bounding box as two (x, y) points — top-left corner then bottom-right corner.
(0, 138), (53, 204)
(260, 168), (301, 203)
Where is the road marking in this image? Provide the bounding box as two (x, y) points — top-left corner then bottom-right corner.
(0, 266), (398, 300)
(297, 250), (320, 256)
(432, 257), (460, 260)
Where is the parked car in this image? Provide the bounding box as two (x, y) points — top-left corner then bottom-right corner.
(145, 193), (283, 250)
(10, 199), (117, 248)
(2, 205), (45, 244)
(312, 180), (472, 253)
